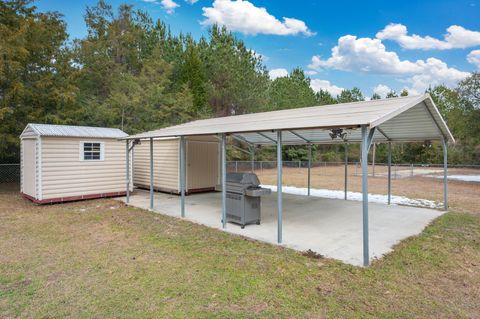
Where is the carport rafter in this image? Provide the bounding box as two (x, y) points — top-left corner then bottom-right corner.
(257, 132), (277, 144)
(366, 127), (376, 152)
(288, 130), (311, 143)
(231, 134), (254, 148)
(229, 144), (251, 156)
(376, 127), (391, 141)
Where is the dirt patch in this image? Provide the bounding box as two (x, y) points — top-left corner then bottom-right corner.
(302, 249), (324, 259)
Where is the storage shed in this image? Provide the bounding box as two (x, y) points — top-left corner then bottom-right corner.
(20, 123), (129, 204)
(132, 136), (219, 194)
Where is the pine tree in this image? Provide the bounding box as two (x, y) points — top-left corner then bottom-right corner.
(386, 90), (398, 98)
(268, 68), (317, 110)
(316, 90), (337, 105)
(337, 87), (364, 103)
(0, 0), (78, 161)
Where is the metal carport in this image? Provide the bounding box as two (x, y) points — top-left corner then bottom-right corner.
(123, 94), (454, 266)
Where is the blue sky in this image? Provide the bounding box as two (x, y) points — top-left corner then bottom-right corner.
(36, 0), (480, 97)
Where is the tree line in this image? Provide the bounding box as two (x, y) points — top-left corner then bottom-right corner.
(1, 0), (479, 164)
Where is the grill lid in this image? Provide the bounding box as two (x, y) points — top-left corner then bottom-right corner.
(226, 172), (260, 186)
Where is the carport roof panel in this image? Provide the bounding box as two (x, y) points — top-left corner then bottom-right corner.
(128, 94), (454, 143)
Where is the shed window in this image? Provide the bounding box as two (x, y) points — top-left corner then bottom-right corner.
(82, 142), (103, 161)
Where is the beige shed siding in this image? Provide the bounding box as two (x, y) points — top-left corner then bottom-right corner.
(21, 139), (37, 197)
(40, 137), (127, 199)
(187, 140), (219, 190)
(133, 139), (180, 192)
(132, 136), (219, 193)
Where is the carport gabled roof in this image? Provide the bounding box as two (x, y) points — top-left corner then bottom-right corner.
(127, 94), (454, 144)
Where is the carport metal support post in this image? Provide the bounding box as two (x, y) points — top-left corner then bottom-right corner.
(277, 130), (283, 244)
(180, 136), (186, 217)
(361, 125), (371, 267)
(387, 142), (392, 205)
(125, 140), (130, 204)
(344, 143), (348, 200)
(307, 144), (312, 196)
(251, 146), (255, 172)
(442, 137), (448, 211)
(131, 147), (135, 185)
(149, 138), (154, 210)
(221, 134), (227, 228)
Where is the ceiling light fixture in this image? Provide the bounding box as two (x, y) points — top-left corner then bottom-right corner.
(329, 128), (347, 141)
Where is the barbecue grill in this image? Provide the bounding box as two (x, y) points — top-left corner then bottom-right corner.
(225, 172), (271, 228)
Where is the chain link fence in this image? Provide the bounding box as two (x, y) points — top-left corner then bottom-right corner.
(1, 161), (478, 184)
(0, 164), (20, 183)
(227, 161), (480, 179)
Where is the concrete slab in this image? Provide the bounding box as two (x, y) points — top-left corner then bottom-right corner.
(118, 190), (444, 266)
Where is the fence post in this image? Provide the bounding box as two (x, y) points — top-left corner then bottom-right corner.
(235, 161), (238, 172)
(410, 164), (413, 177)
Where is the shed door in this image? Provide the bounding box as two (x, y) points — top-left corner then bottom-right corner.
(187, 141), (219, 191)
(22, 139), (37, 197)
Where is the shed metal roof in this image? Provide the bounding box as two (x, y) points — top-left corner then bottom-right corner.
(126, 94), (454, 145)
(22, 124), (128, 139)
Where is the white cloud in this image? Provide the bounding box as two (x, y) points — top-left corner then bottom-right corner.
(405, 58), (471, 94)
(304, 70), (318, 76)
(467, 50), (480, 69)
(376, 23), (480, 50)
(269, 68), (288, 80)
(308, 35), (421, 74)
(373, 84), (391, 98)
(161, 0), (179, 14)
(308, 35), (470, 94)
(186, 0), (199, 3)
(310, 79), (344, 96)
(201, 0), (314, 36)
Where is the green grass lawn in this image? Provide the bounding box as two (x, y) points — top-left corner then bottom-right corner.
(1, 191), (479, 318)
